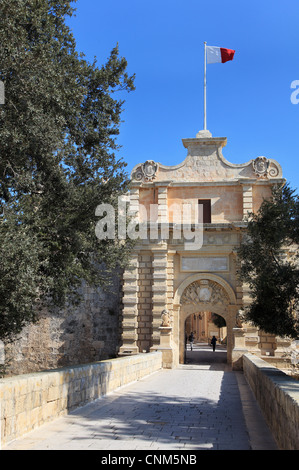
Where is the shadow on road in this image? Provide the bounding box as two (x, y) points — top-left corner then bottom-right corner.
(185, 343), (227, 366)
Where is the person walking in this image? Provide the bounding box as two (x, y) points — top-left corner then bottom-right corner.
(188, 332), (194, 351)
(211, 335), (217, 352)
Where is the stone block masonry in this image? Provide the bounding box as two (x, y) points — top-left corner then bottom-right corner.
(4, 275), (123, 375)
(0, 351), (162, 448)
(243, 353), (299, 450)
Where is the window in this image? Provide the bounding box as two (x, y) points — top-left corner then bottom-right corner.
(198, 199), (211, 223)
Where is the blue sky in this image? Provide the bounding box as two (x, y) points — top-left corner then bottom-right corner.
(68, 0), (299, 191)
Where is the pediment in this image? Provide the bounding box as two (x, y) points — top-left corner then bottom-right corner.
(131, 132), (283, 184)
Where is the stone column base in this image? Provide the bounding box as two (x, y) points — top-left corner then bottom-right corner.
(232, 348), (248, 370)
(150, 346), (175, 369)
(232, 327), (248, 370)
(150, 326), (175, 369)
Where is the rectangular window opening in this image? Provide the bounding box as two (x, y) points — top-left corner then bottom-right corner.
(198, 199), (211, 223)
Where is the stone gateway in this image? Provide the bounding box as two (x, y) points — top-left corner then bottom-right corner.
(119, 129), (287, 369)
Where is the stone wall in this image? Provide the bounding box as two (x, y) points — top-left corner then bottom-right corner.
(137, 253), (153, 353)
(0, 351), (162, 448)
(4, 275), (122, 376)
(167, 185), (244, 223)
(243, 353), (299, 450)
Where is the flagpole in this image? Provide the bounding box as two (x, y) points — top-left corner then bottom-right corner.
(204, 41), (207, 130)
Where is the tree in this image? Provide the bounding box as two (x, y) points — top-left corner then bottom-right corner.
(238, 183), (299, 339)
(0, 0), (135, 342)
(211, 314), (226, 329)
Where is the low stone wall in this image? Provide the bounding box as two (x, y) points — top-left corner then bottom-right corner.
(0, 352), (162, 448)
(243, 353), (299, 450)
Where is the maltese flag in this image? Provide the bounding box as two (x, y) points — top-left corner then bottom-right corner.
(207, 46), (235, 64)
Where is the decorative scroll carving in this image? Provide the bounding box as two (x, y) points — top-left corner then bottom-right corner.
(252, 157), (279, 179)
(133, 160), (159, 182)
(252, 157), (269, 178)
(268, 163), (279, 177)
(181, 280), (230, 307)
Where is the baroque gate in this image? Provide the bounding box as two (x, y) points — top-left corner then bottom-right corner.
(118, 130), (285, 369)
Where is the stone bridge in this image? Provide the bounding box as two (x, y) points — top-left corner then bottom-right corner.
(1, 345), (298, 450)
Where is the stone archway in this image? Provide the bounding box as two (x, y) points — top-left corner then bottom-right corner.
(185, 311), (227, 345)
(184, 311), (227, 364)
(173, 274), (238, 365)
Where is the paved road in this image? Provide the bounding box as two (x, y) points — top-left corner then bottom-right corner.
(4, 345), (278, 451)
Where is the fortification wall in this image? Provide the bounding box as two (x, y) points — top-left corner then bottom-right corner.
(4, 276), (122, 376)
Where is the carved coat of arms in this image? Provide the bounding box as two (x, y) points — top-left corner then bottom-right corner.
(181, 280), (229, 307)
(134, 160), (159, 182)
(252, 157), (269, 178)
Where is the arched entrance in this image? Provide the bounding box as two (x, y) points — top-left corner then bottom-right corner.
(173, 274), (238, 366)
(184, 311), (227, 364)
(185, 311), (227, 344)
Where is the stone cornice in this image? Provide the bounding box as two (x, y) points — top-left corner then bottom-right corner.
(182, 136), (227, 148)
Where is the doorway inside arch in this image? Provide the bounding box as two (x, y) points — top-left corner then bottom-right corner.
(184, 312), (227, 365)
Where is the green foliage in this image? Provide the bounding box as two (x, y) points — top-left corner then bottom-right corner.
(211, 314), (226, 329)
(0, 0), (136, 341)
(238, 183), (299, 339)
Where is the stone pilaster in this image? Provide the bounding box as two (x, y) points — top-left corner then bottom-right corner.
(157, 185), (168, 224)
(119, 253), (140, 355)
(166, 250), (175, 312)
(151, 250), (176, 368)
(128, 186), (140, 217)
(150, 248), (168, 349)
(241, 182), (253, 220)
(137, 252), (153, 352)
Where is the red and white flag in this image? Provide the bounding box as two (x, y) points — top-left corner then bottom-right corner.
(206, 46), (235, 64)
